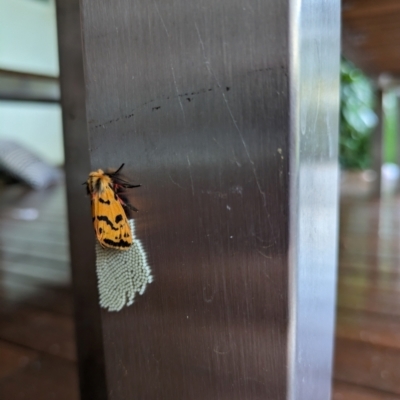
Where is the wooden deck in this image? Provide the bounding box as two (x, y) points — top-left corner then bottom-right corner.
(0, 177), (399, 399)
(333, 176), (400, 399)
(0, 183), (78, 400)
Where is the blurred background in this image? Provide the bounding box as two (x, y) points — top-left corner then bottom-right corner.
(0, 1), (76, 399)
(0, 0), (399, 399)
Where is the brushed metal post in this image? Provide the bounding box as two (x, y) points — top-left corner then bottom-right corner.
(288, 0), (340, 399)
(71, 0), (341, 398)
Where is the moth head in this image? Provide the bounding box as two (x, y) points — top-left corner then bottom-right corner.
(89, 169), (105, 179)
(86, 169), (111, 194)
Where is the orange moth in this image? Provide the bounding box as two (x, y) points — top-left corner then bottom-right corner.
(85, 164), (140, 250)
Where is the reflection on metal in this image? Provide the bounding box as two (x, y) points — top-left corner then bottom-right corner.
(0, 69), (60, 102)
(288, 0), (340, 399)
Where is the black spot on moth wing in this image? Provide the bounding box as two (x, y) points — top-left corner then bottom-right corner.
(99, 227), (103, 234)
(115, 214), (123, 223)
(97, 215), (119, 231)
(103, 238), (131, 248)
(99, 198), (111, 204)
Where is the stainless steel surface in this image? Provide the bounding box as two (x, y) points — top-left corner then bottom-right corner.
(288, 1), (340, 399)
(77, 0), (340, 398)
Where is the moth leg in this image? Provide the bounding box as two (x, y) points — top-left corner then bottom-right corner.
(115, 193), (138, 214)
(123, 202), (138, 213)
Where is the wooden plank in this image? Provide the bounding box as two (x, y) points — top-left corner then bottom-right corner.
(0, 242), (68, 263)
(0, 259), (70, 282)
(0, 238), (68, 259)
(339, 253), (400, 272)
(342, 0), (400, 77)
(338, 269), (400, 293)
(340, 237), (400, 259)
(0, 222), (68, 244)
(336, 309), (400, 350)
(333, 380), (400, 400)
(334, 338), (400, 395)
(0, 215), (66, 240)
(0, 354), (79, 400)
(0, 280), (73, 316)
(0, 305), (76, 361)
(0, 341), (38, 380)
(337, 288), (400, 317)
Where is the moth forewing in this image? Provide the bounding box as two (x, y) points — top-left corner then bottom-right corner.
(86, 165), (140, 250)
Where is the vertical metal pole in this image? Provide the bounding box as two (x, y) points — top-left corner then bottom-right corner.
(371, 88), (384, 197)
(56, 1), (107, 399)
(288, 0), (340, 399)
(68, 0), (341, 398)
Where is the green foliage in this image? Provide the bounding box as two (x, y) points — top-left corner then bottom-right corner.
(383, 92), (398, 164)
(340, 60), (376, 170)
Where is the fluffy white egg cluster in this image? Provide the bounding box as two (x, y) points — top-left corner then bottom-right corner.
(95, 219), (153, 311)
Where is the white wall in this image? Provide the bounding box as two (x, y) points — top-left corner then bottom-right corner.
(0, 101), (63, 166)
(0, 0), (59, 76)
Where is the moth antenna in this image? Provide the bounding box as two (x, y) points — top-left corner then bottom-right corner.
(113, 163), (125, 175)
(117, 182), (141, 188)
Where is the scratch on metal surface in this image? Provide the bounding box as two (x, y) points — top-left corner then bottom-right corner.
(221, 92), (267, 207)
(203, 286), (217, 303)
(153, 0), (185, 118)
(187, 155), (195, 196)
(91, 69), (282, 129)
(212, 137), (224, 149)
(153, 0), (169, 37)
(195, 23), (267, 207)
(194, 23), (205, 51)
(213, 137), (241, 166)
(213, 346), (231, 355)
(170, 63), (185, 117)
(241, 376), (267, 386)
(262, 243), (275, 250)
(229, 185), (243, 195)
(312, 40), (322, 138)
(257, 249), (272, 259)
(168, 172), (184, 189)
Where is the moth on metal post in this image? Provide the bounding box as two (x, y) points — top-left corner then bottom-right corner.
(85, 164), (140, 250)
